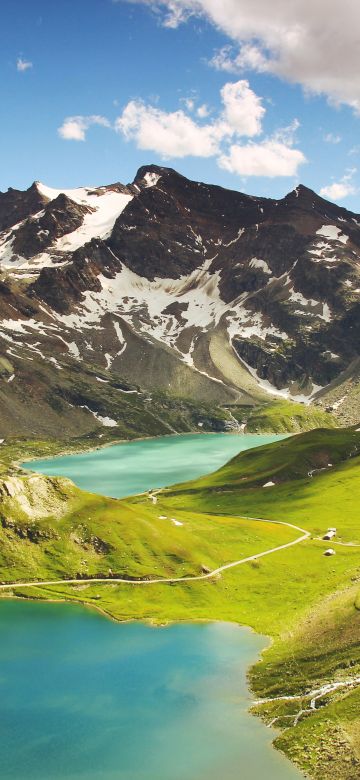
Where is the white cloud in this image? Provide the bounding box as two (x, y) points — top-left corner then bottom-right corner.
(324, 133), (342, 144)
(273, 118), (300, 146)
(114, 79), (267, 157)
(17, 57), (32, 72)
(115, 100), (224, 157)
(197, 103), (209, 118)
(220, 80), (265, 136)
(320, 169), (357, 200)
(126, 1), (360, 112)
(218, 139), (306, 177)
(181, 97), (195, 111)
(319, 182), (355, 200)
(58, 115), (110, 141)
(208, 45), (239, 73)
(209, 43), (268, 74)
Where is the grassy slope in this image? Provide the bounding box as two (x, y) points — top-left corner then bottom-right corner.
(1, 427), (360, 779)
(233, 399), (337, 434)
(0, 471), (296, 584)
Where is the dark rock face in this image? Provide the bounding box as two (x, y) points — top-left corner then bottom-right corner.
(215, 223), (309, 303)
(30, 239), (122, 313)
(233, 337), (344, 390)
(109, 165), (271, 280)
(0, 279), (39, 319)
(12, 194), (92, 259)
(0, 182), (47, 232)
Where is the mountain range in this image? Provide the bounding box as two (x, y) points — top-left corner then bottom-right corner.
(0, 164), (359, 438)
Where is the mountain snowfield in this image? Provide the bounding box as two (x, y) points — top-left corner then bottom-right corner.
(36, 183), (134, 253)
(0, 182), (134, 271)
(0, 164), (359, 435)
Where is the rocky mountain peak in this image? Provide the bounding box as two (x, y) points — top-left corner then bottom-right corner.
(134, 163), (177, 184)
(0, 181), (47, 233)
(284, 183), (318, 203)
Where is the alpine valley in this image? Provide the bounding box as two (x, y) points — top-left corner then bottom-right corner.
(1, 166), (360, 780)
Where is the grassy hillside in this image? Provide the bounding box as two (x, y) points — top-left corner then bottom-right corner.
(1, 427), (360, 779)
(232, 399), (337, 434)
(0, 470), (296, 585)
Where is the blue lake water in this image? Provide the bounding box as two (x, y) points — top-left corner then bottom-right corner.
(24, 432), (284, 498)
(0, 602), (304, 780)
(4, 432), (306, 779)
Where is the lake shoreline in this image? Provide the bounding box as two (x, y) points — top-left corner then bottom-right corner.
(16, 427), (277, 476)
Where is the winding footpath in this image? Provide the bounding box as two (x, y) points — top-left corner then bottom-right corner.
(0, 516), (310, 591)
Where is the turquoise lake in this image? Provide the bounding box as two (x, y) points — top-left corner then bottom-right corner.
(3, 432), (306, 779)
(25, 432), (284, 497)
(0, 603), (304, 780)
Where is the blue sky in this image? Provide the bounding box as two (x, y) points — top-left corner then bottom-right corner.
(1, 0), (360, 208)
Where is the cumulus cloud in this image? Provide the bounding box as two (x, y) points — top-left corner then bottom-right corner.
(115, 101), (224, 157)
(124, 0), (360, 112)
(209, 43), (268, 74)
(58, 115), (110, 141)
(273, 118), (300, 146)
(115, 79), (266, 157)
(320, 169), (357, 200)
(323, 133), (342, 144)
(17, 57), (32, 72)
(320, 182), (355, 200)
(197, 103), (209, 118)
(220, 80), (265, 136)
(181, 97), (195, 111)
(219, 140), (306, 178)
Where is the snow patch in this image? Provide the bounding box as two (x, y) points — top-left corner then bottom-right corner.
(49, 357), (62, 370)
(249, 257), (271, 274)
(316, 225), (348, 244)
(288, 288), (317, 307)
(67, 341), (81, 360)
(222, 228), (245, 247)
(228, 309), (287, 341)
(80, 405), (117, 427)
(321, 303), (332, 322)
(54, 189), (133, 251)
(113, 320), (127, 356)
(143, 172), (161, 188)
